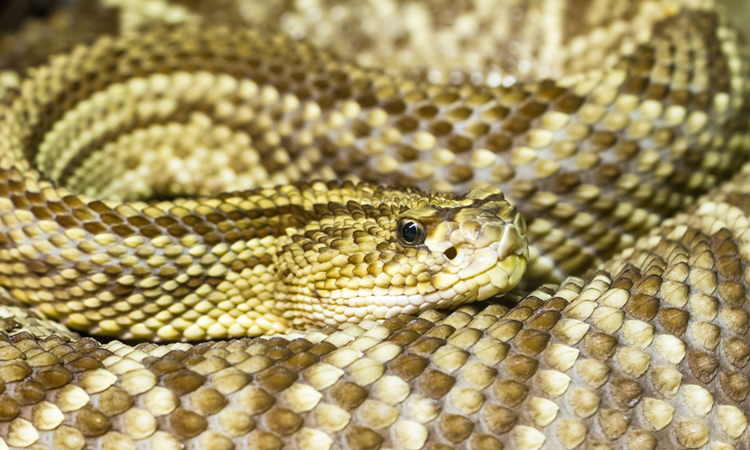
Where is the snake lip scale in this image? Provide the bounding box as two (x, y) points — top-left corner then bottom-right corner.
(0, 1), (747, 450)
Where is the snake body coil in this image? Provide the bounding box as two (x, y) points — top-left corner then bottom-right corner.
(0, 0), (747, 449)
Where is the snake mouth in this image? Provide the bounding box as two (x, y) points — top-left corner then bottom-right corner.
(317, 250), (528, 325)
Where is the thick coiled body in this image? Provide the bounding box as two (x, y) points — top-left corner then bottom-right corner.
(0, 1), (748, 449)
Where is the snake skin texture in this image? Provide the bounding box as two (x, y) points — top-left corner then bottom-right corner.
(0, 0), (748, 291)
(0, 172), (750, 449)
(111, 0), (750, 285)
(0, 0), (748, 449)
(0, 0), (748, 342)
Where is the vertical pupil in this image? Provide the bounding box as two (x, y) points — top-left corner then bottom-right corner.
(402, 222), (418, 243)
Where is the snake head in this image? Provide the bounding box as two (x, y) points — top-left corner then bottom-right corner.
(394, 185), (528, 311)
(281, 183), (528, 328)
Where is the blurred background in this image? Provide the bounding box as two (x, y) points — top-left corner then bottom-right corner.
(0, 0), (747, 84)
(721, 0), (750, 27)
(0, 0), (63, 31)
(0, 0), (747, 33)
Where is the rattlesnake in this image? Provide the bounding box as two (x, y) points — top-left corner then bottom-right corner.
(0, 1), (747, 449)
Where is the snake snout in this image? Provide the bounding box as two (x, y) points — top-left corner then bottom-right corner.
(474, 210), (528, 261)
(498, 212), (528, 260)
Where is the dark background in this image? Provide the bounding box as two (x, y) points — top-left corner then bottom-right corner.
(0, 0), (67, 32)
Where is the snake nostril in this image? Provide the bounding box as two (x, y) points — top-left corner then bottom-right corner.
(444, 247), (457, 260)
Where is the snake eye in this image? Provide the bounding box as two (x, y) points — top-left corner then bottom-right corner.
(398, 220), (426, 246)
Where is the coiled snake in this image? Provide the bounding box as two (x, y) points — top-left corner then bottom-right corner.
(0, 0), (748, 449)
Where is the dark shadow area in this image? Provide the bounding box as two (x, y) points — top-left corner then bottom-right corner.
(0, 0), (63, 32)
